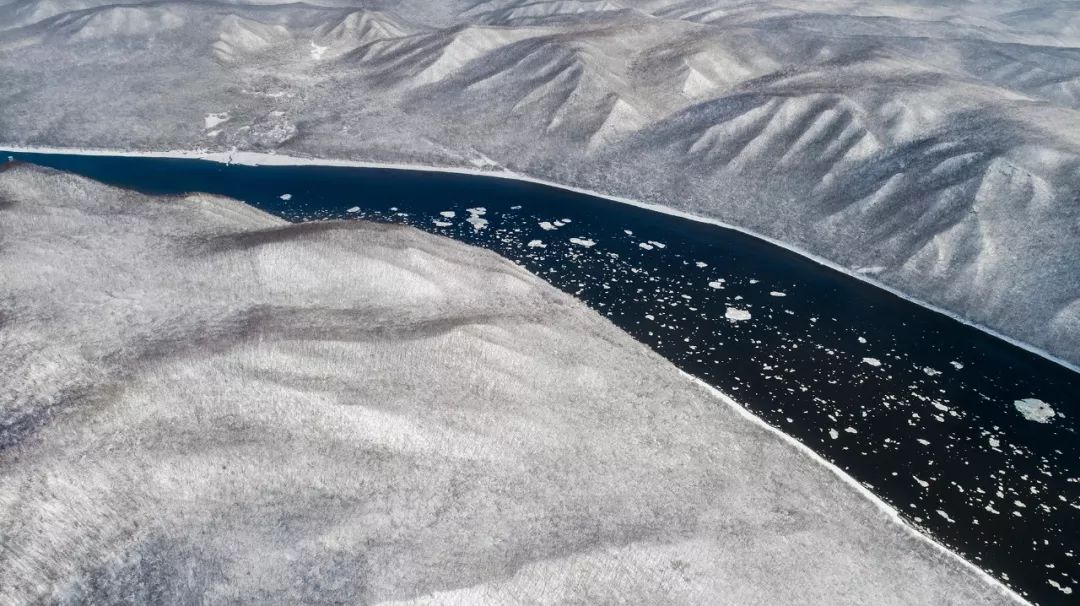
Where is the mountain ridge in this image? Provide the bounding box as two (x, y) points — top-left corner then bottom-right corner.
(1, 0), (1077, 365)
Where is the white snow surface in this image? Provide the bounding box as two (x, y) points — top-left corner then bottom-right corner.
(0, 165), (1022, 605)
(203, 112), (229, 130)
(2, 0), (1079, 366)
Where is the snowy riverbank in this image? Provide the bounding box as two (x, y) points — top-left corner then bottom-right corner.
(0, 163), (1026, 604)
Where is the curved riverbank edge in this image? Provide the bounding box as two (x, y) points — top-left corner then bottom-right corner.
(1, 145), (1034, 604)
(685, 371), (1030, 605)
(5, 144), (1076, 375)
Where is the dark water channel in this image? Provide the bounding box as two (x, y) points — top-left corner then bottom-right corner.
(5, 151), (1077, 604)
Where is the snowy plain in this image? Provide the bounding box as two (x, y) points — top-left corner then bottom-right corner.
(0, 164), (1028, 604)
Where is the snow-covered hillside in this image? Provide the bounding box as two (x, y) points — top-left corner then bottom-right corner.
(0, 164), (1020, 603)
(0, 0), (1078, 365)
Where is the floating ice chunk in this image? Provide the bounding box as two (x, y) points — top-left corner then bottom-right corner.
(913, 476), (929, 488)
(433, 220), (452, 227)
(510, 205), (522, 210)
(829, 429), (839, 440)
(1048, 580), (1073, 595)
(696, 261), (707, 268)
(1014, 398), (1055, 423)
(708, 280), (724, 289)
(917, 438), (930, 446)
(647, 240), (666, 249)
(466, 207), (487, 231)
(624, 229), (633, 236)
(725, 307), (751, 322)
(569, 238), (595, 248)
(988, 436), (1000, 448)
(937, 510), (955, 523)
(749, 279), (759, 284)
(204, 112), (229, 130)
(844, 427), (857, 434)
(346, 206), (360, 213)
(539, 221), (556, 231)
(279, 193), (292, 200)
(858, 336), (867, 344)
(560, 218), (571, 223)
(527, 240), (545, 248)
(769, 291), (786, 297)
(923, 367), (941, 376)
(440, 211), (456, 218)
(639, 242), (654, 250)
(950, 361), (964, 370)
(862, 357), (881, 367)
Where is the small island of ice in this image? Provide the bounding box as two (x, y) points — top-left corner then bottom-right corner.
(1013, 398), (1056, 424)
(725, 307), (751, 321)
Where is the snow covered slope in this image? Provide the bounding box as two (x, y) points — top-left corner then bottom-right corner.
(0, 163), (1018, 604)
(0, 0), (1078, 365)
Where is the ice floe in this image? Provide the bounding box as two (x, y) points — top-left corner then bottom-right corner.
(725, 307), (751, 322)
(1014, 398), (1056, 423)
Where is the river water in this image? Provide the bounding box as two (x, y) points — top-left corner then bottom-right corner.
(5, 151), (1077, 604)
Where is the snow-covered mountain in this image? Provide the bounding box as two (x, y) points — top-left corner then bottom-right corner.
(1, 0), (1078, 365)
(0, 164), (1018, 604)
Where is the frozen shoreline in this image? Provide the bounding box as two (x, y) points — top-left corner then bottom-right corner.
(684, 372), (1030, 606)
(6, 143), (1076, 375)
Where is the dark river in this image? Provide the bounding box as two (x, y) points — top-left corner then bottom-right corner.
(4, 151), (1077, 604)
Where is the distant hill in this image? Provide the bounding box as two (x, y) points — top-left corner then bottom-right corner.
(1, 0), (1077, 365)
